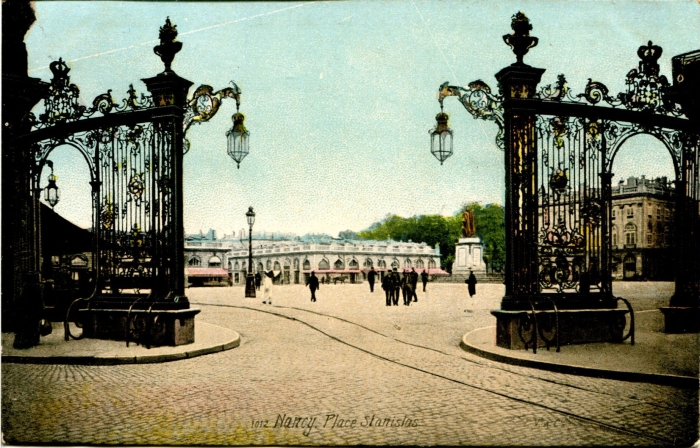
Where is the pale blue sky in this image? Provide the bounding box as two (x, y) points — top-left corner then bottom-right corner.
(26, 0), (698, 237)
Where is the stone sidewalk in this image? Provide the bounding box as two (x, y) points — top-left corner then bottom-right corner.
(2, 321), (240, 364)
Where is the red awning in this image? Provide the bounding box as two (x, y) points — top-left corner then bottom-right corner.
(302, 269), (361, 274)
(186, 268), (230, 277)
(361, 268), (448, 275)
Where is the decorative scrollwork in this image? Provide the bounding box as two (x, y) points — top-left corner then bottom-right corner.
(438, 80), (505, 150)
(537, 74), (575, 102)
(183, 82), (242, 154)
(577, 79), (622, 106)
(38, 59), (86, 125)
(33, 59), (155, 130)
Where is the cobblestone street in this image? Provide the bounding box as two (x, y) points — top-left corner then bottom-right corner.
(2, 283), (698, 446)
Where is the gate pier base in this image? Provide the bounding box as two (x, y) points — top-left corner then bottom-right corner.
(492, 308), (629, 350)
(80, 307), (200, 347)
(660, 307), (700, 333)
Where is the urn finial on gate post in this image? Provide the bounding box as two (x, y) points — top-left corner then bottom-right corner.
(503, 12), (539, 66)
(154, 17), (182, 74)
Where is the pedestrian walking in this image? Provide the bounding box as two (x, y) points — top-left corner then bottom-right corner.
(421, 269), (429, 292)
(410, 268), (419, 302)
(255, 272), (262, 291)
(466, 270), (477, 298)
(367, 267), (377, 292)
(392, 268), (401, 306)
(262, 271), (274, 304)
(381, 270), (393, 306)
(402, 271), (412, 306)
(307, 271), (320, 302)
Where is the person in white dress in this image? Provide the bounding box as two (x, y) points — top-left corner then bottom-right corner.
(262, 271), (274, 304)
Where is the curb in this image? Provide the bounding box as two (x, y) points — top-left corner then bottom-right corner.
(1, 333), (240, 366)
(461, 329), (698, 389)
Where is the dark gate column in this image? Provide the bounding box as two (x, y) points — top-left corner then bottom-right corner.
(663, 51), (700, 332)
(142, 19), (193, 302)
(2, 0), (50, 347)
(495, 56), (545, 309)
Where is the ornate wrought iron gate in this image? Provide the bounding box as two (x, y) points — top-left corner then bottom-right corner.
(13, 18), (242, 345)
(438, 13), (699, 345)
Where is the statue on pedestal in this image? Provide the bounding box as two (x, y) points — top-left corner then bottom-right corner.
(461, 208), (476, 238)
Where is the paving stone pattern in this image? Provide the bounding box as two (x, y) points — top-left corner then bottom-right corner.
(2, 283), (697, 446)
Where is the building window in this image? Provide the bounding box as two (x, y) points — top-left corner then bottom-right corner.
(391, 259), (399, 269)
(428, 259), (437, 269)
(625, 223), (636, 245)
(657, 207), (662, 220)
(208, 256), (222, 268)
(188, 257), (201, 267)
(274, 261), (281, 271)
(364, 258), (373, 268)
(303, 259), (311, 270)
(266, 260), (272, 270)
(416, 259), (424, 268)
(404, 258), (412, 268)
(626, 207), (634, 219)
(612, 226), (618, 247)
(647, 234), (652, 245)
(234, 261), (240, 271)
(257, 262), (264, 273)
(665, 209), (670, 221)
(294, 259), (299, 269)
(334, 259), (345, 270)
(318, 259), (330, 270)
(377, 259), (386, 268)
(612, 209), (616, 220)
(348, 259), (358, 269)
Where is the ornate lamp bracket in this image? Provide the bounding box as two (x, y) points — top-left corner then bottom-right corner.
(182, 81), (242, 154)
(438, 81), (505, 150)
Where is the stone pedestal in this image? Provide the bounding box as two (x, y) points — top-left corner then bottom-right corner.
(491, 308), (629, 350)
(452, 237), (486, 275)
(660, 307), (700, 333)
(81, 308), (200, 346)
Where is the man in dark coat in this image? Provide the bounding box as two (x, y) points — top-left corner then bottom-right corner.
(391, 268), (401, 306)
(381, 271), (393, 306)
(402, 271), (411, 306)
(466, 270), (477, 297)
(307, 271), (320, 302)
(410, 268), (419, 302)
(421, 269), (429, 292)
(255, 272), (262, 290)
(367, 267), (377, 292)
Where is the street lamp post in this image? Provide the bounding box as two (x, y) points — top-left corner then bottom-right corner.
(245, 206), (256, 298)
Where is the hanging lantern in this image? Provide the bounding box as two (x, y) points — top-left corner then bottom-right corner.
(430, 111), (453, 165)
(226, 112), (250, 169)
(44, 163), (60, 209)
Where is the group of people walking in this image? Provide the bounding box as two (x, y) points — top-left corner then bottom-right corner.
(275, 267), (476, 305)
(368, 267), (428, 306)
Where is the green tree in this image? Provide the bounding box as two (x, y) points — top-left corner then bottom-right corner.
(356, 203), (505, 272)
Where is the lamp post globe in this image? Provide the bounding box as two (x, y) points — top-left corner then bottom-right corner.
(227, 112), (250, 169)
(430, 111), (453, 165)
(245, 206), (256, 298)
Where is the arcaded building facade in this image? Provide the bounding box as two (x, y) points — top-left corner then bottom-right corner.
(184, 231), (443, 286)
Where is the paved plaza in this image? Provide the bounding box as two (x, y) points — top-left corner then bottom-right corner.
(2, 282), (698, 446)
